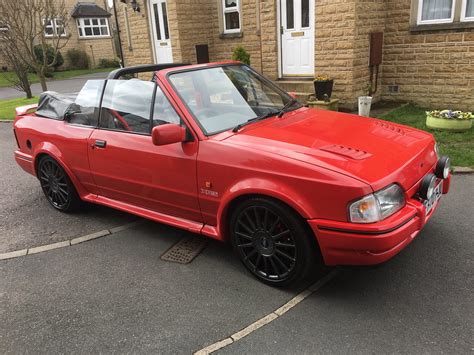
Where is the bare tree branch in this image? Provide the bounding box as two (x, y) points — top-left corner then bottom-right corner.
(0, 0), (70, 91)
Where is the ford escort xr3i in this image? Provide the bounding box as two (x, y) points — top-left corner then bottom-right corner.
(13, 62), (451, 286)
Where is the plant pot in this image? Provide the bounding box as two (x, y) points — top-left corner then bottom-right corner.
(314, 80), (334, 101)
(426, 115), (472, 132)
(358, 96), (372, 117)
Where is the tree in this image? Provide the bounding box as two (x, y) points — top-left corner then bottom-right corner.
(0, 41), (33, 98)
(0, 0), (70, 91)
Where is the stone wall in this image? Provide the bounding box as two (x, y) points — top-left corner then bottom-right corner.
(352, 0), (386, 103)
(114, 0), (474, 111)
(314, 0), (357, 107)
(116, 2), (154, 67)
(382, 0), (474, 111)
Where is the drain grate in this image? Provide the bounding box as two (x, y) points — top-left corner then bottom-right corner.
(160, 235), (208, 264)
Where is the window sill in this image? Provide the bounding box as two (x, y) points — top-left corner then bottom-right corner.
(219, 32), (243, 39)
(410, 22), (474, 32)
(78, 36), (112, 40)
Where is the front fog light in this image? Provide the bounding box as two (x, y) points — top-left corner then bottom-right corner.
(435, 156), (450, 179)
(419, 173), (436, 200)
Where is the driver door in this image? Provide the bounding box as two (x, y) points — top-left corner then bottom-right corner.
(88, 79), (202, 222)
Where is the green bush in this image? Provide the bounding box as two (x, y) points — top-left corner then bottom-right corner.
(66, 49), (89, 69)
(98, 58), (120, 68)
(33, 44), (64, 69)
(232, 46), (250, 65)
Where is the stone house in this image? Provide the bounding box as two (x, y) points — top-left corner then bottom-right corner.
(0, 1), (116, 70)
(115, 0), (473, 110)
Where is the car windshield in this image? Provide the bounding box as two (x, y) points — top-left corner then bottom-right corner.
(168, 65), (298, 135)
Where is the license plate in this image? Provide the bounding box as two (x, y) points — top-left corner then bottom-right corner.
(423, 180), (443, 214)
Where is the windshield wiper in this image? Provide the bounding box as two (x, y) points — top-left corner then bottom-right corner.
(231, 98), (299, 133)
(277, 98), (298, 118)
(232, 111), (278, 133)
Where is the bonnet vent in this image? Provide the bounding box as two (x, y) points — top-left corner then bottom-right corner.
(319, 144), (372, 160)
(375, 121), (406, 135)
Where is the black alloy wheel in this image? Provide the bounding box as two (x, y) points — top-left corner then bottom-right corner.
(230, 197), (319, 286)
(38, 156), (81, 212)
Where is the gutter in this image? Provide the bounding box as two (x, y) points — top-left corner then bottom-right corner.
(112, 0), (125, 67)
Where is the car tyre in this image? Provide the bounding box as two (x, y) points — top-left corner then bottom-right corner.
(230, 197), (321, 287)
(37, 156), (83, 212)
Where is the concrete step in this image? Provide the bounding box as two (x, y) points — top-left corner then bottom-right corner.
(274, 80), (314, 95)
(273, 80), (314, 104)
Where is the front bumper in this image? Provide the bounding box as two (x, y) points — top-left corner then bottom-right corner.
(309, 174), (451, 266)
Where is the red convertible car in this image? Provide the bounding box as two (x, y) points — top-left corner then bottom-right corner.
(13, 62), (451, 286)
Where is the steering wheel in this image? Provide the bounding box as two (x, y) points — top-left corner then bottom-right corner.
(109, 109), (131, 131)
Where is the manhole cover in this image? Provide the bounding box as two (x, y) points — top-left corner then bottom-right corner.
(160, 235), (208, 264)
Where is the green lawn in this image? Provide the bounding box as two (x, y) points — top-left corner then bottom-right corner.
(0, 68), (113, 88)
(0, 96), (38, 120)
(379, 104), (473, 168)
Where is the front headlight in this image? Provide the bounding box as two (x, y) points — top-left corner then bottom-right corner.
(349, 184), (405, 223)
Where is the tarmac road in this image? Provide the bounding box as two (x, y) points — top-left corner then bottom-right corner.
(0, 72), (109, 100)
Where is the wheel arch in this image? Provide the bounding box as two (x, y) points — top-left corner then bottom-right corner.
(220, 192), (324, 269)
(215, 181), (316, 242)
(33, 144), (88, 198)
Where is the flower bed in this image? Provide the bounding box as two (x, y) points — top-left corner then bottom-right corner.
(426, 110), (473, 132)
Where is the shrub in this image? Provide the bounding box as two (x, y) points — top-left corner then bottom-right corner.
(98, 58), (120, 68)
(33, 44), (64, 70)
(232, 46), (250, 65)
(66, 49), (90, 69)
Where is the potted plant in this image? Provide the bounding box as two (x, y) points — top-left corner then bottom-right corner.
(426, 110), (473, 132)
(358, 83), (373, 117)
(313, 74), (333, 101)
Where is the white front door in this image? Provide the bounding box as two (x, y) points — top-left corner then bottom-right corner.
(149, 0), (173, 63)
(280, 0), (314, 76)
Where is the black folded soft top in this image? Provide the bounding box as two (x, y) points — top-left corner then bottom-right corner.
(35, 91), (79, 120)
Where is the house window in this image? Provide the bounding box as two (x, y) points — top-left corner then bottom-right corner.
(417, 0), (455, 24)
(461, 0), (474, 21)
(416, 0), (474, 25)
(43, 19), (67, 37)
(76, 18), (109, 38)
(222, 0), (241, 33)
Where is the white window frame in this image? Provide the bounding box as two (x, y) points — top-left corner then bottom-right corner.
(76, 17), (110, 38)
(461, 0), (474, 21)
(417, 0), (456, 24)
(222, 0), (241, 34)
(43, 18), (67, 37)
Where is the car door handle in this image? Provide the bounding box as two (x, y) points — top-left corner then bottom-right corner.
(94, 140), (107, 148)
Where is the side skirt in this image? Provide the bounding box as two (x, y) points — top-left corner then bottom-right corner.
(82, 194), (223, 240)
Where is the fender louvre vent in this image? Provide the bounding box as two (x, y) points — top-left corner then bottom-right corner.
(375, 121), (406, 135)
(319, 144), (372, 160)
